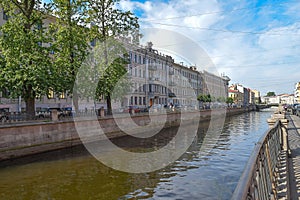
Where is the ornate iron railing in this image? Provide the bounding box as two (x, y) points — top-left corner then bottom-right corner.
(232, 120), (288, 200)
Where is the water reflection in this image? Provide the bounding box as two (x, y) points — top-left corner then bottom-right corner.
(0, 111), (272, 199)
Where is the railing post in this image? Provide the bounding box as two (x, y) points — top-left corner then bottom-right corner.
(51, 109), (58, 121)
(280, 119), (289, 152)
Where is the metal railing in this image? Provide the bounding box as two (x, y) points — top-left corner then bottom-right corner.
(232, 120), (288, 200)
(0, 110), (102, 124)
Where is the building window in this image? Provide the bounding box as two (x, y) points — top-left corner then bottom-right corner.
(130, 96), (133, 105)
(134, 96), (138, 105)
(139, 97), (142, 105)
(59, 92), (66, 99)
(48, 89), (55, 99)
(129, 52), (132, 63)
(3, 9), (9, 20)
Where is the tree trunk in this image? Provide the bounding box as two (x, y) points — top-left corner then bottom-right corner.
(73, 86), (79, 112)
(25, 97), (35, 119)
(106, 93), (112, 116)
(23, 84), (36, 119)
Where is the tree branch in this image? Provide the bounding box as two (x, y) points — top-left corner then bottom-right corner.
(11, 0), (26, 16)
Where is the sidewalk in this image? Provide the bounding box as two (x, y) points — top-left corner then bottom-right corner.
(287, 114), (300, 200)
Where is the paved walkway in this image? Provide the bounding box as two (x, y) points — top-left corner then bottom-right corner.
(287, 115), (300, 200)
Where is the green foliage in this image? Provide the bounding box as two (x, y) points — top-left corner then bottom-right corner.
(0, 0), (140, 115)
(266, 91), (276, 97)
(86, 0), (140, 42)
(197, 94), (212, 102)
(0, 0), (54, 115)
(84, 0), (140, 114)
(46, 0), (90, 110)
(226, 97), (234, 104)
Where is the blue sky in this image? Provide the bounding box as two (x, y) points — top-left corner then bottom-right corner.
(117, 0), (300, 96)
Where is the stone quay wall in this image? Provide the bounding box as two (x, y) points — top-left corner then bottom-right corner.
(0, 107), (248, 161)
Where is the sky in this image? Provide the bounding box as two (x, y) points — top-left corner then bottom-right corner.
(116, 0), (300, 96)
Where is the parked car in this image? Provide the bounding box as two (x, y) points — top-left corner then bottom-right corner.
(36, 108), (50, 118)
(62, 107), (73, 116)
(36, 108), (65, 119)
(0, 108), (9, 122)
(292, 104), (300, 115)
(295, 105), (300, 117)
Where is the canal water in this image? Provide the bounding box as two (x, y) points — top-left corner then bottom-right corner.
(0, 110), (272, 200)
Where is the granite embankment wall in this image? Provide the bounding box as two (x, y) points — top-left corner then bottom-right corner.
(0, 108), (248, 161)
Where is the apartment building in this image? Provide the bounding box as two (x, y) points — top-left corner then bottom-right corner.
(124, 41), (232, 109)
(279, 94), (294, 105)
(124, 42), (203, 109)
(228, 89), (242, 106)
(229, 84), (257, 107)
(261, 94), (294, 105)
(250, 89), (261, 104)
(203, 71), (230, 100)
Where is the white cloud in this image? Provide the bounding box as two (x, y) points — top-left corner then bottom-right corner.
(125, 0), (300, 95)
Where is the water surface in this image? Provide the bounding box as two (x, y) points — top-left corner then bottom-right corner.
(0, 111), (272, 199)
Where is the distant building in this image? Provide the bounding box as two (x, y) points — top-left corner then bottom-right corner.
(250, 89), (261, 104)
(261, 94), (294, 105)
(261, 96), (280, 104)
(228, 89), (243, 106)
(229, 84), (248, 107)
(228, 84), (260, 107)
(202, 71), (230, 100)
(295, 82), (300, 103)
(278, 94), (294, 105)
(248, 89), (255, 105)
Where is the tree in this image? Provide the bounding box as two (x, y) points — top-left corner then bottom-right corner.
(75, 38), (132, 111)
(0, 0), (53, 117)
(197, 94), (207, 102)
(266, 91), (276, 97)
(47, 0), (90, 111)
(85, 0), (139, 115)
(226, 97), (234, 106)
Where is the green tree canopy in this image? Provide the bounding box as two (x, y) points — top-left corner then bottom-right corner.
(84, 0), (140, 115)
(266, 91), (276, 97)
(47, 0), (90, 111)
(0, 0), (54, 117)
(197, 94), (212, 103)
(226, 97), (234, 105)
